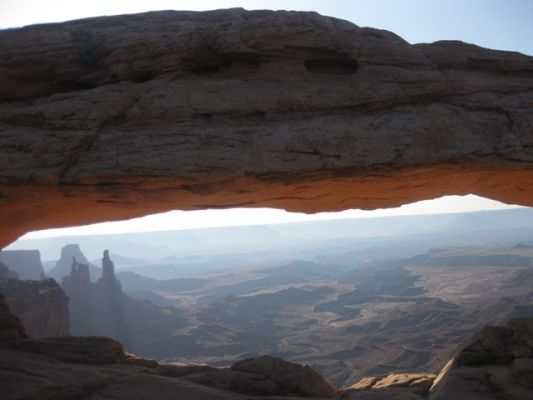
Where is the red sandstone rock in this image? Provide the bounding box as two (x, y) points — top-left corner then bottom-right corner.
(0, 9), (532, 247)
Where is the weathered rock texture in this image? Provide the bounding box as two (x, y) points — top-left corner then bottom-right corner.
(0, 9), (532, 246)
(345, 373), (436, 399)
(231, 355), (339, 397)
(0, 278), (70, 337)
(0, 250), (45, 280)
(429, 318), (533, 399)
(158, 355), (338, 397)
(0, 293), (27, 342)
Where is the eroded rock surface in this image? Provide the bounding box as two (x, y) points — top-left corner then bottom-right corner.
(344, 373), (436, 400)
(0, 278), (70, 337)
(0, 9), (532, 246)
(430, 318), (533, 399)
(0, 320), (336, 399)
(231, 355), (339, 397)
(0, 293), (26, 342)
(158, 355), (338, 397)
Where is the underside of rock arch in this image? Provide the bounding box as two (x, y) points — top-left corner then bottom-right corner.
(1, 8), (533, 247)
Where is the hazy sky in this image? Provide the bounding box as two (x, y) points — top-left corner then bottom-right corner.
(1, 0), (532, 54)
(1, 1), (529, 238)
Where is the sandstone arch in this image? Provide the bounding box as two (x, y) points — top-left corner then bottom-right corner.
(1, 8), (532, 247)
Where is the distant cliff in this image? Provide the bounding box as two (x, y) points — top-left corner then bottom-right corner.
(63, 250), (130, 347)
(0, 278), (70, 337)
(62, 248), (184, 354)
(0, 262), (19, 279)
(0, 250), (45, 280)
(48, 244), (101, 283)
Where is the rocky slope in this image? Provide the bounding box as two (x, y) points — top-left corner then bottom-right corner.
(0, 250), (45, 280)
(1, 9), (533, 246)
(430, 318), (533, 399)
(0, 277), (70, 337)
(0, 293), (26, 341)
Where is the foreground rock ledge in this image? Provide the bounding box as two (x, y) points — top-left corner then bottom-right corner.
(1, 8), (532, 246)
(2, 289), (533, 400)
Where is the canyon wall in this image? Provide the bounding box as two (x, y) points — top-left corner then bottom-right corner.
(0, 9), (532, 246)
(0, 250), (45, 280)
(0, 278), (70, 337)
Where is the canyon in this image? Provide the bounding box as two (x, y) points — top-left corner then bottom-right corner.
(1, 287), (532, 399)
(3, 208), (533, 398)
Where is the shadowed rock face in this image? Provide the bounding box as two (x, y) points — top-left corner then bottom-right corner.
(0, 8), (532, 246)
(0, 293), (27, 342)
(430, 318), (533, 399)
(0, 278), (70, 337)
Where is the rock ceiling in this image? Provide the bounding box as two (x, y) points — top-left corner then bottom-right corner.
(0, 8), (532, 247)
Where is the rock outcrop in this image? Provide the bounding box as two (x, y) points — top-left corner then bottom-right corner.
(0, 262), (19, 279)
(0, 9), (532, 247)
(48, 244), (101, 283)
(158, 356), (338, 397)
(231, 356), (339, 397)
(61, 249), (185, 355)
(344, 373), (436, 399)
(0, 250), (45, 280)
(62, 251), (129, 346)
(430, 318), (533, 399)
(0, 293), (26, 342)
(61, 258), (95, 335)
(0, 278), (70, 337)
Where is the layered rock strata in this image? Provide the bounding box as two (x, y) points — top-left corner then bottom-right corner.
(0, 9), (532, 247)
